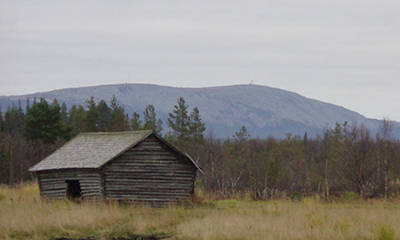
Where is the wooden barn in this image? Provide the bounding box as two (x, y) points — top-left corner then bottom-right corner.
(29, 130), (202, 206)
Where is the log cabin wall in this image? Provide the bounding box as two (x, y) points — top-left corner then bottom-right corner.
(37, 169), (103, 200)
(102, 135), (197, 206)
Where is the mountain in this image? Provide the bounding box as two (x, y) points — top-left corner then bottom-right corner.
(0, 84), (395, 138)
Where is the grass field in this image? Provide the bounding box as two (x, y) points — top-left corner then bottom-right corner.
(0, 183), (399, 240)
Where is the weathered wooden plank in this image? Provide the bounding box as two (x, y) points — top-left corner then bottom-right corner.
(117, 156), (181, 161)
(39, 174), (101, 180)
(105, 161), (192, 167)
(40, 185), (66, 191)
(104, 178), (192, 183)
(114, 159), (179, 164)
(41, 189), (66, 195)
(121, 151), (174, 156)
(104, 169), (193, 173)
(80, 183), (102, 188)
(104, 168), (193, 174)
(106, 193), (190, 198)
(104, 184), (192, 190)
(105, 191), (191, 197)
(104, 176), (193, 181)
(104, 176), (193, 182)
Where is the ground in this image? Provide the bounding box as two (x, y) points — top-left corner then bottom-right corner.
(0, 183), (399, 240)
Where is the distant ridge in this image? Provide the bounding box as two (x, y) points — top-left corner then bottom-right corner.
(0, 83), (396, 138)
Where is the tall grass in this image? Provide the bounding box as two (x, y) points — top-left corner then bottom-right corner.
(1, 183), (399, 240)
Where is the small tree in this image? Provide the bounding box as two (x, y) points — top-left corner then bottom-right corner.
(109, 96), (129, 132)
(69, 104), (86, 136)
(377, 118), (395, 201)
(96, 100), (112, 131)
(233, 126), (251, 143)
(143, 104), (163, 134)
(167, 97), (206, 150)
(0, 107), (5, 133)
(167, 97), (191, 141)
(189, 107), (206, 142)
(84, 96), (99, 132)
(4, 105), (24, 134)
(130, 112), (142, 131)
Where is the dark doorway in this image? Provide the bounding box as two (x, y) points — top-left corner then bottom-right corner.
(66, 180), (82, 199)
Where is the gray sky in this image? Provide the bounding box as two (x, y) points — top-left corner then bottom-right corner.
(1, 1), (399, 121)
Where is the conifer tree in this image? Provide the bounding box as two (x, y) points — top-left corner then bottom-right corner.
(96, 100), (112, 131)
(24, 98), (69, 144)
(84, 96), (99, 132)
(167, 97), (191, 141)
(68, 104), (86, 135)
(167, 97), (206, 143)
(109, 96), (129, 131)
(233, 126), (251, 143)
(190, 107), (206, 142)
(130, 112), (142, 131)
(4, 105), (24, 134)
(0, 106), (5, 133)
(143, 104), (163, 134)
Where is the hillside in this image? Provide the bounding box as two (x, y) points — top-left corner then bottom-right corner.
(0, 84), (391, 138)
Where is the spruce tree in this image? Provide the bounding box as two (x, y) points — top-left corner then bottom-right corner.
(167, 97), (206, 142)
(167, 97), (191, 141)
(24, 98), (69, 144)
(84, 96), (99, 132)
(96, 100), (112, 131)
(4, 105), (24, 134)
(109, 96), (129, 131)
(130, 112), (142, 131)
(143, 104), (163, 134)
(0, 106), (5, 133)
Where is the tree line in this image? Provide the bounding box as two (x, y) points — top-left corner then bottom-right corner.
(1, 96), (400, 200)
(0, 96), (204, 185)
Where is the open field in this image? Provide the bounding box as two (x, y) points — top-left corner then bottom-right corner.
(0, 183), (400, 240)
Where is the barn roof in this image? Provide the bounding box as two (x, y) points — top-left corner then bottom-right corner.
(29, 130), (202, 172)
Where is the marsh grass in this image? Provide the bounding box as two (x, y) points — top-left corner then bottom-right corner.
(1, 183), (400, 240)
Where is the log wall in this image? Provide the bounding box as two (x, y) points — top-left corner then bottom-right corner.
(37, 169), (103, 200)
(103, 135), (197, 206)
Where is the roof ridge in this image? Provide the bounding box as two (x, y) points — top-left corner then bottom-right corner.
(79, 130), (153, 135)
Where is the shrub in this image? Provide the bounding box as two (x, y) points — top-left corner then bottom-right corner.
(376, 224), (395, 240)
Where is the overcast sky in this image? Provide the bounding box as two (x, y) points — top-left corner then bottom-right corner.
(1, 1), (399, 120)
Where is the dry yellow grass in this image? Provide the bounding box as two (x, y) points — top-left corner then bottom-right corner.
(0, 183), (399, 240)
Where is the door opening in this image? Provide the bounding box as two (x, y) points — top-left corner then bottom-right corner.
(66, 180), (82, 199)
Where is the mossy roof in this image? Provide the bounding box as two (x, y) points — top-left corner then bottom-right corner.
(29, 130), (155, 171)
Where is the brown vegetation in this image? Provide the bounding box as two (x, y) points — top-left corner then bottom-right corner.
(1, 183), (400, 240)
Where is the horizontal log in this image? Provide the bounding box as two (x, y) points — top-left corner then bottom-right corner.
(41, 189), (66, 195)
(105, 188), (191, 193)
(104, 184), (192, 190)
(104, 177), (193, 182)
(116, 156), (181, 161)
(105, 163), (191, 169)
(104, 168), (192, 174)
(107, 160), (192, 166)
(104, 177), (192, 183)
(40, 185), (66, 191)
(121, 151), (175, 156)
(81, 188), (102, 193)
(106, 196), (179, 202)
(103, 167), (193, 173)
(82, 191), (101, 196)
(104, 175), (193, 181)
(39, 174), (101, 180)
